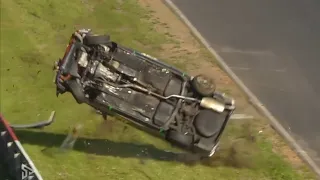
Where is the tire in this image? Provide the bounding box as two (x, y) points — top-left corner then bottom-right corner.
(193, 109), (225, 138)
(191, 74), (216, 97)
(166, 130), (193, 149)
(83, 34), (110, 45)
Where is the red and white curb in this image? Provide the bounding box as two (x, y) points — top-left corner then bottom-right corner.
(0, 114), (43, 180)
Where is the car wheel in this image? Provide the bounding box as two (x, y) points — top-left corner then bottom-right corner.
(166, 130), (193, 149)
(191, 74), (216, 97)
(193, 109), (225, 138)
(83, 34), (110, 45)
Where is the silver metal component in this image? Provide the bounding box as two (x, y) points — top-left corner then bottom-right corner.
(208, 142), (220, 157)
(78, 29), (91, 34)
(221, 93), (235, 106)
(78, 51), (88, 68)
(115, 83), (200, 102)
(89, 62), (96, 74)
(230, 99), (235, 106)
(14, 153), (20, 159)
(200, 97), (225, 113)
(132, 107), (146, 114)
(9, 111), (56, 129)
(165, 95), (199, 102)
(100, 45), (110, 52)
(103, 83), (119, 95)
(91, 61), (119, 82)
(1, 131), (6, 136)
(225, 105), (236, 110)
(213, 91), (236, 109)
(111, 60), (120, 69)
(96, 64), (118, 81)
(230, 114), (254, 120)
(7, 142), (13, 148)
(73, 31), (83, 43)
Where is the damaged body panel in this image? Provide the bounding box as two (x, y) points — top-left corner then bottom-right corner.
(54, 30), (236, 157)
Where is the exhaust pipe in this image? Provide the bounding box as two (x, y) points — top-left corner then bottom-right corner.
(200, 97), (225, 113)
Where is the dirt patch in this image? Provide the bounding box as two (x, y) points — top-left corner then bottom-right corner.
(280, 146), (303, 166)
(266, 127), (303, 166)
(138, 0), (304, 168)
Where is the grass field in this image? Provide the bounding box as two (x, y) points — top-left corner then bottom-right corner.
(0, 0), (317, 179)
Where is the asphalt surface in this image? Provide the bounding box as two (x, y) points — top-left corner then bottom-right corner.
(171, 0), (320, 166)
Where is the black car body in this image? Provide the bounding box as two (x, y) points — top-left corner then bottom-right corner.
(54, 29), (236, 157)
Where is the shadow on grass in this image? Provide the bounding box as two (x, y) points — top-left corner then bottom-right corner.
(15, 128), (258, 169)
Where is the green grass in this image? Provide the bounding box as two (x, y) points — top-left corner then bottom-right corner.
(0, 0), (317, 179)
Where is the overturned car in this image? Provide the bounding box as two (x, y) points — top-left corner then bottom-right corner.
(54, 29), (236, 157)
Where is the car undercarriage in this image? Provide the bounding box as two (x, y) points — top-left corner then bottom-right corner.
(54, 29), (236, 157)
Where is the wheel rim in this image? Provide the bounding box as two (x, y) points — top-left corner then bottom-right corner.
(196, 75), (215, 90)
